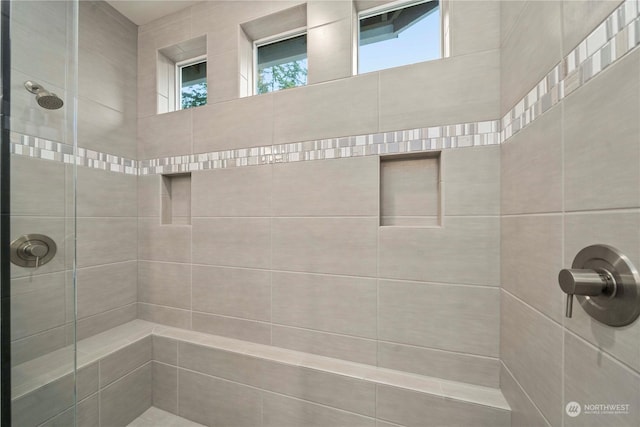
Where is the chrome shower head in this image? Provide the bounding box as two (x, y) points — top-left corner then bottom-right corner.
(24, 81), (64, 110)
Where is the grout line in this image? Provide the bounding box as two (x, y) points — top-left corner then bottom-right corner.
(563, 328), (640, 375)
(501, 361), (553, 427)
(501, 289), (563, 329)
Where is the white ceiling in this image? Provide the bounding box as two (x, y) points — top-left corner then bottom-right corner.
(105, 0), (201, 26)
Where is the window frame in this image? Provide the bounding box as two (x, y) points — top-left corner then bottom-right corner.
(253, 26), (308, 95)
(356, 0), (441, 74)
(175, 54), (207, 111)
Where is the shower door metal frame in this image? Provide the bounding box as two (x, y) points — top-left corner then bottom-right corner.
(0, 0), (11, 424)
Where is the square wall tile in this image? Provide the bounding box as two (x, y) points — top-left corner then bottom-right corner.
(273, 73), (378, 144)
(308, 0), (353, 29)
(262, 392), (375, 427)
(501, 291), (563, 427)
(76, 218), (137, 268)
(11, 156), (65, 217)
(191, 312), (271, 345)
(501, 0), (562, 113)
(77, 304), (137, 341)
(500, 364), (551, 427)
(205, 49), (239, 105)
(138, 175), (162, 218)
(501, 106), (563, 215)
(191, 165), (272, 217)
(500, 0), (526, 46)
(564, 332), (640, 427)
(100, 364), (152, 427)
(178, 341), (263, 387)
(377, 385), (509, 427)
(192, 265), (270, 321)
(153, 336), (178, 366)
(138, 218), (191, 263)
(192, 218), (270, 269)
(443, 145), (500, 216)
(564, 49), (640, 211)
(272, 217), (378, 277)
(99, 336), (152, 387)
(138, 303), (191, 329)
(75, 167), (137, 217)
(11, 272), (66, 340)
(178, 368), (262, 427)
(12, 374), (74, 427)
(272, 271), (377, 339)
(501, 214), (564, 322)
(138, 261), (191, 310)
(379, 280), (500, 357)
(261, 362), (376, 416)
(379, 49), (499, 131)
(379, 216), (500, 286)
(152, 362), (178, 414)
(308, 18), (353, 84)
(138, 109), (192, 160)
(449, 0), (500, 56)
(78, 97), (137, 160)
(192, 92), (273, 153)
(378, 342), (500, 388)
(562, 0), (623, 55)
(272, 156), (378, 217)
(272, 324), (377, 365)
(11, 326), (67, 366)
(77, 261), (137, 319)
(78, 44), (136, 115)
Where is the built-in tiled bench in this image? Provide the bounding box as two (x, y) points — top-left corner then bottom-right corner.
(12, 320), (510, 427)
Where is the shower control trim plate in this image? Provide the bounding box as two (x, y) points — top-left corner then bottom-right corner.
(10, 234), (57, 268)
(558, 244), (640, 327)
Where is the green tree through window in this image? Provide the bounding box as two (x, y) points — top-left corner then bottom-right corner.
(257, 60), (307, 94)
(181, 82), (207, 109)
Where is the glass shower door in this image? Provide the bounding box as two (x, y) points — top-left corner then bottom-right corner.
(1, 0), (78, 425)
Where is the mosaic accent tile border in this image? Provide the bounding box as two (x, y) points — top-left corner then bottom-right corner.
(10, 132), (138, 175)
(9, 0), (640, 176)
(502, 0), (640, 141)
(139, 120), (502, 175)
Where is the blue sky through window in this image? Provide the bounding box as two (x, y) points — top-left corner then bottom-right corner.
(359, 6), (440, 74)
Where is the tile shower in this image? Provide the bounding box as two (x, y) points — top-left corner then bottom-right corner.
(3, 1), (640, 427)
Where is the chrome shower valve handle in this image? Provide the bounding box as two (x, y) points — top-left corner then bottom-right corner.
(558, 268), (616, 317)
(558, 245), (640, 327)
(10, 234), (57, 269)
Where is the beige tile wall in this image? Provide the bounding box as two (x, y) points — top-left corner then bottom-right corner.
(137, 1), (500, 153)
(74, 1), (139, 344)
(10, 1), (138, 367)
(500, 2), (640, 427)
(135, 0), (503, 388)
(138, 145), (502, 387)
(9, 0), (74, 367)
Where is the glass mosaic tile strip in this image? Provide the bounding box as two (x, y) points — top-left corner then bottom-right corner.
(502, 0), (640, 142)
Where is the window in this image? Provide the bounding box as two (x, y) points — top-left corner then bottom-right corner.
(156, 35), (206, 114)
(177, 56), (207, 110)
(358, 0), (440, 74)
(255, 31), (307, 94)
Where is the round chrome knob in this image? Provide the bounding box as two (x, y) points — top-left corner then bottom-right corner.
(558, 245), (640, 326)
(10, 234), (57, 268)
(22, 242), (48, 258)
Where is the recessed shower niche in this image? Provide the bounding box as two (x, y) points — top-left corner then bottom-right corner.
(380, 152), (441, 227)
(161, 173), (192, 225)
